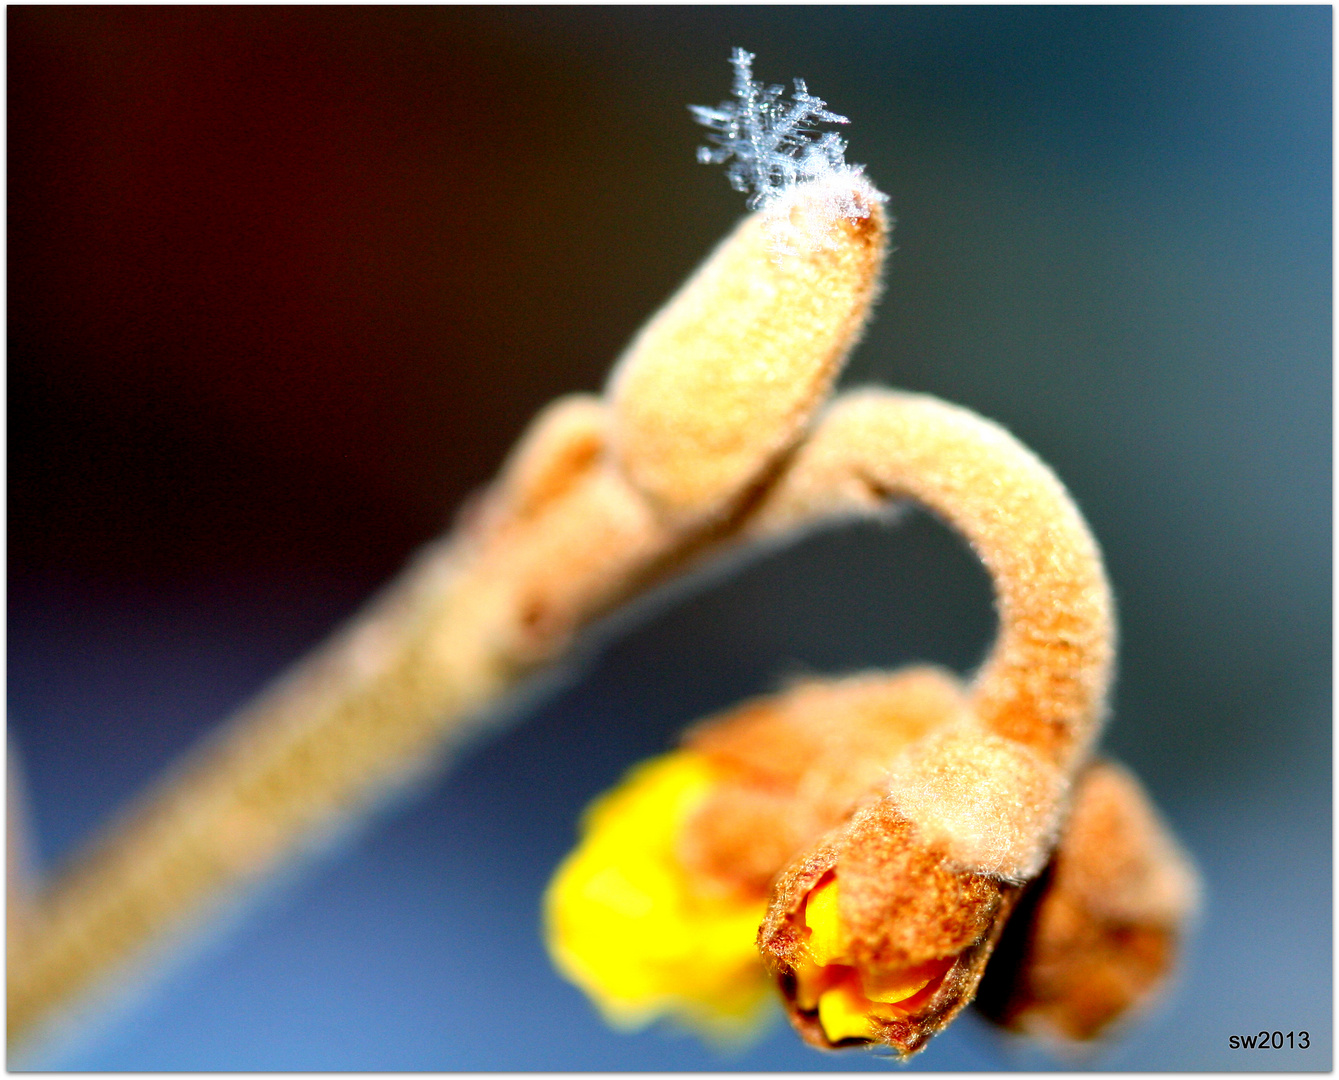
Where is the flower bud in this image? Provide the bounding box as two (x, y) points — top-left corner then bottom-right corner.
(606, 180), (887, 530)
(543, 667), (965, 1041)
(974, 760), (1200, 1043)
(758, 797), (1021, 1057)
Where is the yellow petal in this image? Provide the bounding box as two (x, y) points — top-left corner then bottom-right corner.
(863, 957), (953, 1004)
(801, 874), (847, 966)
(817, 980), (878, 1043)
(543, 750), (772, 1042)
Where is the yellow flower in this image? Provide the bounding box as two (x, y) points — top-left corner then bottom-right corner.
(543, 677), (1198, 1060)
(543, 751), (772, 1042)
(544, 668), (973, 1047)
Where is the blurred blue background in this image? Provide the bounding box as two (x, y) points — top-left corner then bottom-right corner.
(8, 6), (1330, 1070)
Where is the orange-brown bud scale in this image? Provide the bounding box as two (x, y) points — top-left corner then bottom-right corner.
(677, 668), (967, 898)
(975, 761), (1199, 1044)
(759, 801), (1021, 1056)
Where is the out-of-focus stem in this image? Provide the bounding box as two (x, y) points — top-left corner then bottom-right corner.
(3, 531), (588, 1049)
(5, 392), (673, 1053)
(8, 176), (889, 1056)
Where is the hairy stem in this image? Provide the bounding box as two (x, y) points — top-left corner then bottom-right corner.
(746, 388), (1115, 772)
(8, 176), (890, 1056)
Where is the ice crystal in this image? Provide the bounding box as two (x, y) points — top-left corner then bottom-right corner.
(690, 49), (885, 255)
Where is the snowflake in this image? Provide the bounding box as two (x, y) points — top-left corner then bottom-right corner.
(689, 49), (885, 254)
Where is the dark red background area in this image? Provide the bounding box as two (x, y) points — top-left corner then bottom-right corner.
(9, 7), (689, 584)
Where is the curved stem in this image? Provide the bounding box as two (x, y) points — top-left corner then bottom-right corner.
(746, 388), (1115, 773)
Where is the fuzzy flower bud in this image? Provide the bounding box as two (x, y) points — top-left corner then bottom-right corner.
(758, 797), (1021, 1056)
(543, 668), (967, 1041)
(974, 761), (1200, 1044)
(605, 179), (886, 531)
(757, 758), (1199, 1057)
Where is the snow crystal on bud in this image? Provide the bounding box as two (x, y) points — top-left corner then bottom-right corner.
(690, 48), (887, 256)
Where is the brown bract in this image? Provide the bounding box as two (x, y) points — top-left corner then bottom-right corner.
(657, 655), (1196, 1059)
(975, 760), (1199, 1044)
(678, 667), (967, 897)
(758, 801), (1021, 1056)
(753, 758), (1197, 1059)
